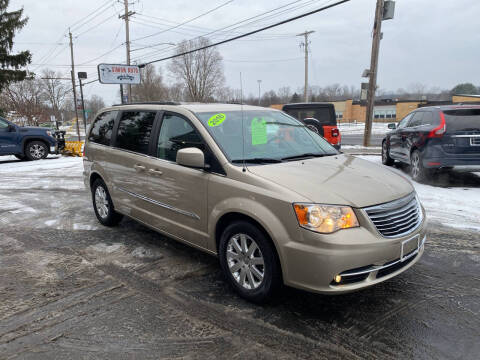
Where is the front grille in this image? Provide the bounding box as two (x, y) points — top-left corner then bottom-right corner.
(364, 193), (422, 238)
(471, 137), (480, 146)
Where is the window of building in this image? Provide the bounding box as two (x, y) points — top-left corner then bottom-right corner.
(336, 112), (343, 119)
(157, 113), (204, 162)
(115, 111), (156, 155)
(88, 111), (118, 146)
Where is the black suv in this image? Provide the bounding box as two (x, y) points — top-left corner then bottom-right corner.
(382, 105), (480, 182)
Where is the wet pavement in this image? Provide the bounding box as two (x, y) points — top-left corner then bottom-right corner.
(0, 156), (479, 359)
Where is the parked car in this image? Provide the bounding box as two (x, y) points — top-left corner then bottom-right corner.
(281, 103), (341, 149)
(0, 117), (58, 160)
(84, 103), (426, 302)
(382, 105), (480, 182)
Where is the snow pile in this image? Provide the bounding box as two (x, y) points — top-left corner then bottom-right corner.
(339, 122), (391, 135)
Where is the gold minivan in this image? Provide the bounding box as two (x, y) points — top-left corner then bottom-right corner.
(83, 103), (426, 302)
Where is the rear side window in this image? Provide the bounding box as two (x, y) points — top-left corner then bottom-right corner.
(157, 113), (203, 162)
(88, 111), (118, 145)
(421, 112), (433, 125)
(115, 111), (156, 155)
(283, 106), (336, 126)
(444, 109), (480, 133)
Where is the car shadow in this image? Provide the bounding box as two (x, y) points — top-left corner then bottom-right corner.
(393, 162), (480, 188)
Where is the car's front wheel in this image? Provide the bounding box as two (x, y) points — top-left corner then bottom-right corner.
(219, 221), (282, 303)
(410, 150), (431, 182)
(25, 141), (48, 161)
(91, 179), (123, 226)
(382, 140), (394, 166)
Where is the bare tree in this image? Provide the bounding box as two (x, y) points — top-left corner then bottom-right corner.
(3, 78), (47, 126)
(131, 64), (169, 102)
(277, 86), (292, 103)
(85, 94), (105, 118)
(168, 37), (225, 102)
(40, 69), (70, 121)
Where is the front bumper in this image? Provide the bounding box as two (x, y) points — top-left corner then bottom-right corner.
(280, 210), (427, 294)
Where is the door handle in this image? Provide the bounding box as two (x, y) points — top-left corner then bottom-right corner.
(148, 168), (163, 176)
(133, 164), (146, 171)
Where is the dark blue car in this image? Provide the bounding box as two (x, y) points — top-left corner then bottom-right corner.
(382, 105), (480, 182)
(0, 117), (58, 160)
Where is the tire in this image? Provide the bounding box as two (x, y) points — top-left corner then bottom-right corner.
(218, 221), (282, 303)
(91, 179), (123, 226)
(14, 154), (26, 161)
(410, 150), (431, 183)
(302, 119), (323, 136)
(382, 140), (394, 166)
(25, 141), (48, 161)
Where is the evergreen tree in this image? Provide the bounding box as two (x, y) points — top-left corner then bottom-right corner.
(0, 0), (31, 92)
(290, 92), (301, 103)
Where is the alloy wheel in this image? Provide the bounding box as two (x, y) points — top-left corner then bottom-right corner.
(30, 144), (45, 159)
(226, 233), (265, 290)
(411, 153), (420, 179)
(94, 186), (109, 219)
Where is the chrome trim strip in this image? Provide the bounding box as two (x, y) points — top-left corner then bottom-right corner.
(451, 134), (480, 138)
(340, 235), (426, 277)
(117, 187), (200, 220)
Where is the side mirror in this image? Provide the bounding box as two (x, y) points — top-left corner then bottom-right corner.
(176, 147), (205, 168)
(387, 123), (396, 129)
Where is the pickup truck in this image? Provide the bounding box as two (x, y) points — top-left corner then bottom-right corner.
(0, 117), (58, 160)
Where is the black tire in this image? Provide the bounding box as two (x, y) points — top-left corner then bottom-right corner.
(219, 221), (282, 303)
(91, 178), (123, 226)
(14, 154), (26, 161)
(382, 140), (394, 166)
(25, 141), (48, 161)
(410, 150), (431, 183)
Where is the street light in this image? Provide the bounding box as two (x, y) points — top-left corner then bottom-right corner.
(257, 79), (262, 106)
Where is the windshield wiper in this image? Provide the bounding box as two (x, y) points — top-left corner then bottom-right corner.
(281, 153), (326, 161)
(232, 158), (282, 164)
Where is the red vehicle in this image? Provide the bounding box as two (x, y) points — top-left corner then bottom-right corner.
(281, 103), (341, 149)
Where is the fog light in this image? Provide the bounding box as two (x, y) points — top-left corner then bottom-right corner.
(334, 275), (342, 283)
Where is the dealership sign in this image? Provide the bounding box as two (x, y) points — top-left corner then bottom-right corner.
(97, 64), (141, 84)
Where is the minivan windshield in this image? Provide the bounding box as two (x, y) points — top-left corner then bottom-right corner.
(195, 110), (338, 163)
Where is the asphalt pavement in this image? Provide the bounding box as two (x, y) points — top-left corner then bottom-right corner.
(341, 133), (384, 146)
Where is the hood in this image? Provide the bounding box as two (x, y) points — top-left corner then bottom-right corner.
(20, 126), (51, 133)
(247, 154), (413, 208)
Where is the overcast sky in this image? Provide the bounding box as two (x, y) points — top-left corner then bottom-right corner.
(10, 0), (480, 105)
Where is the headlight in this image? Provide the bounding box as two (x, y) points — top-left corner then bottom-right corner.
(293, 203), (359, 233)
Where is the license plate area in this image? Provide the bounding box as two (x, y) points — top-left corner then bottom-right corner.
(401, 235), (420, 262)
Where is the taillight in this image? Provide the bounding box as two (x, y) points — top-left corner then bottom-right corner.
(428, 112), (446, 138)
(331, 128), (340, 137)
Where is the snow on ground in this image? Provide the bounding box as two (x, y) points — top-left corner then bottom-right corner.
(358, 155), (480, 231)
(1, 153), (479, 232)
(339, 122), (391, 135)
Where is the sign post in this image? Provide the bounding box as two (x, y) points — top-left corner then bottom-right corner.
(78, 71), (88, 135)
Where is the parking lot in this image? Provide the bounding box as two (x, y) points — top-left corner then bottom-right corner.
(1, 155), (479, 359)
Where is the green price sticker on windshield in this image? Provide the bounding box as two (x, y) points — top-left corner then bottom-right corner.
(251, 117), (267, 145)
(208, 113), (226, 127)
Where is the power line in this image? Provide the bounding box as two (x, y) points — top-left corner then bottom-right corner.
(131, 0), (234, 42)
(139, 0), (351, 67)
(131, 0), (324, 64)
(76, 11), (121, 38)
(69, 0), (115, 31)
(224, 57), (304, 63)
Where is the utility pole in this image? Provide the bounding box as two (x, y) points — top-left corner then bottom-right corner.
(297, 30), (314, 102)
(257, 80), (262, 106)
(68, 29), (81, 141)
(120, 0), (135, 103)
(78, 77), (87, 135)
(363, 0), (384, 147)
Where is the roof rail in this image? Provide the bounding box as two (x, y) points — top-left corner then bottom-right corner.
(112, 101), (180, 106)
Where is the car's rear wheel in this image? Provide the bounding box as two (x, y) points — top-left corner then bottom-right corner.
(382, 140), (394, 166)
(410, 150), (431, 182)
(25, 141), (48, 161)
(219, 221), (282, 303)
(91, 179), (123, 226)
